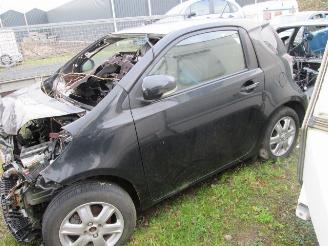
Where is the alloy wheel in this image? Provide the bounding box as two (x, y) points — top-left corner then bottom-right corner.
(270, 116), (296, 157)
(59, 202), (124, 246)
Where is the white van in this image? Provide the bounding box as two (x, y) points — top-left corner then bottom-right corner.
(296, 44), (328, 245)
(0, 29), (23, 67)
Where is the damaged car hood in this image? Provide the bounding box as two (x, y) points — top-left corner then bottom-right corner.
(0, 83), (85, 135)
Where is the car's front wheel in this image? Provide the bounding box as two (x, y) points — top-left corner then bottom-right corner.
(259, 107), (300, 160)
(42, 181), (136, 246)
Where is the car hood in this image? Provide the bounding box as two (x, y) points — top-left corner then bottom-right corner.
(0, 83), (85, 135)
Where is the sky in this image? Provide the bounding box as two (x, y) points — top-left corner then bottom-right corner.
(0, 0), (72, 13)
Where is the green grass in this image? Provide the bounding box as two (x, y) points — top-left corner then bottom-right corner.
(21, 54), (74, 67)
(0, 152), (317, 246)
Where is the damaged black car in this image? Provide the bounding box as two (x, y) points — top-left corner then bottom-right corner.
(0, 19), (307, 246)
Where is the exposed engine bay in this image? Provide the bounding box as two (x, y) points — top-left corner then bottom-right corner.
(47, 35), (160, 109)
(0, 34), (160, 242)
(57, 52), (137, 107)
(0, 115), (78, 241)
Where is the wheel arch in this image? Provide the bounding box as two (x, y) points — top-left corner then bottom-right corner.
(258, 100), (305, 159)
(282, 100), (306, 124)
(82, 175), (142, 211)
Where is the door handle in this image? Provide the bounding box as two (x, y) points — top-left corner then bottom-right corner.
(240, 81), (260, 94)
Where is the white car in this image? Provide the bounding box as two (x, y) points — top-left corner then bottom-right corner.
(271, 11), (328, 26)
(0, 29), (23, 67)
(296, 43), (328, 245)
(242, 0), (298, 21)
(160, 0), (245, 23)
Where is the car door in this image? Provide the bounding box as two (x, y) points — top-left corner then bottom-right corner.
(297, 46), (328, 245)
(130, 28), (265, 200)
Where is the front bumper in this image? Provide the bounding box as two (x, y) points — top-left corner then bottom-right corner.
(0, 174), (35, 242)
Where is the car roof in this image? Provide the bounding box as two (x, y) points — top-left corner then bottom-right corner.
(114, 18), (264, 36)
(165, 0), (237, 15)
(275, 19), (328, 29)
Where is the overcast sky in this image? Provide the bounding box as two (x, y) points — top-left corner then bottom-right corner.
(0, 0), (72, 13)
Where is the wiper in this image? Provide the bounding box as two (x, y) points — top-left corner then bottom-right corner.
(219, 1), (229, 18)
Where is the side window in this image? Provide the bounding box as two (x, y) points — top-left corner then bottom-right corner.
(213, 0), (231, 14)
(312, 14), (323, 19)
(149, 31), (246, 93)
(261, 26), (278, 53)
(186, 0), (210, 16)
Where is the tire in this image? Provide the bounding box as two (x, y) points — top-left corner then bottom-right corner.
(0, 54), (13, 66)
(259, 107), (300, 160)
(42, 181), (136, 246)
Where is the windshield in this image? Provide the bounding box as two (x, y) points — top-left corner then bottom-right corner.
(47, 35), (160, 109)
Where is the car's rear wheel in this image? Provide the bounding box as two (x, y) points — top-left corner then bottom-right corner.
(259, 107), (299, 160)
(42, 181), (136, 246)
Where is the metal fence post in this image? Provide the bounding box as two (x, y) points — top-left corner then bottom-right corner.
(23, 12), (30, 33)
(110, 0), (118, 32)
(148, 0), (152, 16)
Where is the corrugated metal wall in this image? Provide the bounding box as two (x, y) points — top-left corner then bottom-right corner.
(47, 0), (113, 23)
(151, 0), (181, 15)
(25, 9), (48, 25)
(115, 0), (149, 17)
(0, 10), (25, 27)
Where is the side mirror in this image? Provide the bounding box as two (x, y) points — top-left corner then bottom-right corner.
(187, 12), (197, 18)
(142, 75), (176, 100)
(81, 58), (95, 72)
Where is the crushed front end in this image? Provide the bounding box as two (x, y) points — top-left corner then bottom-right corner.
(0, 118), (75, 242)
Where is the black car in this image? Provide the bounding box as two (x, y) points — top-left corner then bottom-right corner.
(0, 19), (307, 245)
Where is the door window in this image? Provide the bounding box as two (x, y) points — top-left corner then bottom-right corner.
(186, 0), (210, 16)
(149, 30), (246, 93)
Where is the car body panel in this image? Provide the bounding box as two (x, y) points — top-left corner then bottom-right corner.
(297, 44), (328, 245)
(132, 68), (265, 200)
